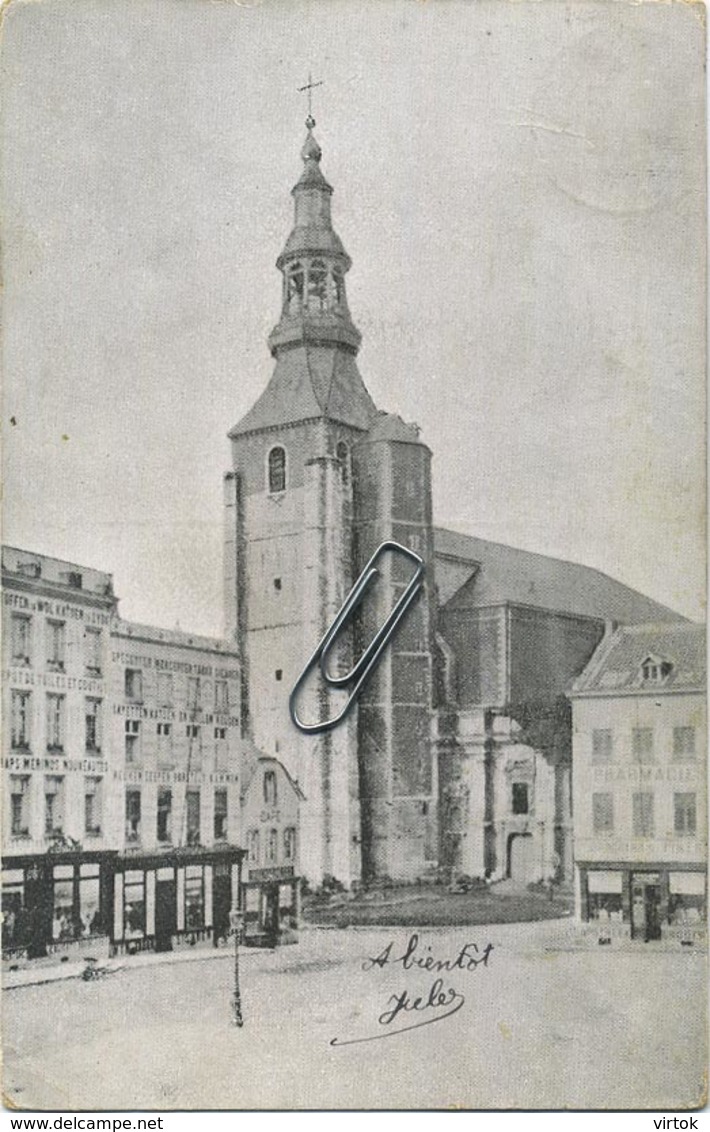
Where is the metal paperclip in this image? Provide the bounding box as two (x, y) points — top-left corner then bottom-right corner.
(289, 540), (425, 735)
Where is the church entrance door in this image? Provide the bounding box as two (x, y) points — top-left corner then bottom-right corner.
(508, 833), (536, 885)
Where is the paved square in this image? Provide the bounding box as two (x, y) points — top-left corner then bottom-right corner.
(4, 921), (706, 1110)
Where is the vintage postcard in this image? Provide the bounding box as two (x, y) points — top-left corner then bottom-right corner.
(1, 0), (706, 1112)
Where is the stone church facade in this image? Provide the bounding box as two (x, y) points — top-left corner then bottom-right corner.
(224, 121), (683, 889)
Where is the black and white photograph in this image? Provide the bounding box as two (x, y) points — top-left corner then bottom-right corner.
(1, 0), (706, 1112)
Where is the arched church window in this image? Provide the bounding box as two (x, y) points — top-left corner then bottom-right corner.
(307, 259), (328, 313)
(286, 262), (304, 314)
(268, 446), (286, 494)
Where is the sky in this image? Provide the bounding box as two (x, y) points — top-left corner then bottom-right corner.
(2, 0), (706, 635)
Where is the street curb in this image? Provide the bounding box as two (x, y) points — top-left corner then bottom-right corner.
(3, 943), (271, 991)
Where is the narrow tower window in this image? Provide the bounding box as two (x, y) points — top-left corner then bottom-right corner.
(286, 262), (304, 314)
(336, 440), (350, 484)
(268, 446), (287, 494)
(306, 259), (328, 313)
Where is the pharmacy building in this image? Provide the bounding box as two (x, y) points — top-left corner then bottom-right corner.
(570, 622), (706, 944)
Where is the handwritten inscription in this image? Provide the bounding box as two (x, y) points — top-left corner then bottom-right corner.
(330, 933), (493, 1047)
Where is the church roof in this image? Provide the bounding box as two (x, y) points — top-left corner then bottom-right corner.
(570, 622), (705, 696)
(434, 527), (684, 624)
(228, 344), (377, 437)
(363, 411), (424, 445)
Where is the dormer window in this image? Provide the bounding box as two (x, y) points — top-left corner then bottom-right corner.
(268, 446), (287, 494)
(17, 560), (41, 579)
(640, 655), (673, 684)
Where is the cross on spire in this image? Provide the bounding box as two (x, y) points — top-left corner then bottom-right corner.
(298, 72), (324, 129)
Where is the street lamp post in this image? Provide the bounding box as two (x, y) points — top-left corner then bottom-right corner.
(229, 907), (245, 1027)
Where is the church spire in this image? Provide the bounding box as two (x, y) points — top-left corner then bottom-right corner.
(268, 117), (361, 357)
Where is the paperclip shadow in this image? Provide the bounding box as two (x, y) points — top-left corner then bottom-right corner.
(289, 540), (425, 735)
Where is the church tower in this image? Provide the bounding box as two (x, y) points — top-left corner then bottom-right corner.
(224, 115), (437, 885)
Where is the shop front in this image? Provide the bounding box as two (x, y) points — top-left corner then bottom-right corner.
(578, 862), (707, 946)
(2, 850), (116, 962)
(112, 846), (244, 956)
(242, 865), (301, 947)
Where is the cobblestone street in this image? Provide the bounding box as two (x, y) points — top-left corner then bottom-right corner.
(4, 921), (706, 1110)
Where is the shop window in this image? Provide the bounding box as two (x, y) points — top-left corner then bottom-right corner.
(587, 891), (623, 922)
(268, 446), (286, 494)
(674, 793), (696, 837)
(673, 727), (696, 761)
(283, 826), (297, 862)
(247, 829), (260, 864)
(46, 620), (66, 671)
(85, 698), (102, 752)
(592, 729), (613, 761)
(79, 865), (101, 937)
(214, 790), (228, 841)
(84, 777), (102, 837)
(592, 793), (614, 833)
(157, 672), (173, 707)
(125, 668), (143, 701)
(215, 680), (229, 713)
(186, 790), (201, 846)
(2, 871), (26, 951)
(11, 614), (31, 665)
(266, 828), (278, 863)
(46, 693), (65, 751)
(125, 789), (141, 843)
(44, 776), (64, 837)
(586, 872), (623, 922)
(125, 719), (141, 763)
(10, 776), (30, 837)
(668, 874), (706, 925)
(52, 869), (76, 941)
(187, 677), (201, 710)
(84, 627), (102, 675)
(124, 870), (146, 939)
(264, 770), (277, 805)
(512, 783), (529, 815)
(632, 792), (654, 838)
(51, 864), (101, 941)
(184, 867), (205, 930)
(157, 789), (173, 843)
(632, 727), (654, 763)
(11, 690), (31, 750)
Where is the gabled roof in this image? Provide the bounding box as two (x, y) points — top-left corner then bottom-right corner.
(241, 755), (307, 802)
(434, 527), (683, 624)
(570, 622), (706, 695)
(228, 344), (377, 437)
